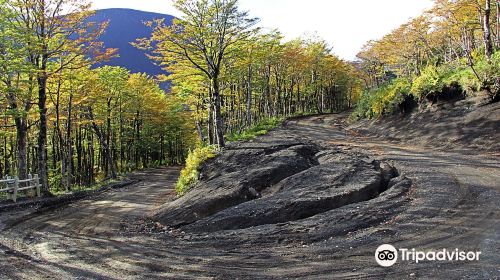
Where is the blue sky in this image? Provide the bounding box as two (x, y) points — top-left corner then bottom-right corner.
(92, 0), (434, 61)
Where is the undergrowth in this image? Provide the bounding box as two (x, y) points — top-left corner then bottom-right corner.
(353, 53), (500, 120)
(226, 117), (286, 142)
(175, 145), (217, 196)
(352, 78), (411, 119)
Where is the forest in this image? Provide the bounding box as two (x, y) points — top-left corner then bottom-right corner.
(136, 0), (362, 148)
(354, 0), (500, 119)
(0, 0), (360, 195)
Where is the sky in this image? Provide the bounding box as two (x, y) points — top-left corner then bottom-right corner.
(92, 0), (434, 61)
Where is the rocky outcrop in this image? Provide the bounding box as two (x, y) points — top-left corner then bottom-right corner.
(152, 132), (401, 232)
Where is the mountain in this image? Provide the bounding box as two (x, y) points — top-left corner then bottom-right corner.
(89, 9), (175, 87)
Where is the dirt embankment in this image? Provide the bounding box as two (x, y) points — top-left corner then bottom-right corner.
(349, 93), (500, 153)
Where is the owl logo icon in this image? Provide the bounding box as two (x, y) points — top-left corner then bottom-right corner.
(375, 244), (398, 267)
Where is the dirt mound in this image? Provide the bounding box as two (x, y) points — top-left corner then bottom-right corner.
(349, 92), (500, 152)
(151, 134), (403, 233)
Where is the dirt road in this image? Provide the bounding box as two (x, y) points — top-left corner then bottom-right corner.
(0, 114), (499, 279)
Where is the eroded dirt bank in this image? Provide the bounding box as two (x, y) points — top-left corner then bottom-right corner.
(350, 93), (500, 152)
(0, 114), (499, 279)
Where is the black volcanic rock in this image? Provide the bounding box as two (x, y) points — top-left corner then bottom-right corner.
(151, 130), (401, 232)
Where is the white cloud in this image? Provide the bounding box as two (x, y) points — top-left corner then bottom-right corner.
(92, 0), (434, 60)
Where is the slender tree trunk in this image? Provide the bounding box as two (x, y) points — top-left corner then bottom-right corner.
(105, 98), (112, 176)
(4, 136), (11, 175)
(496, 0), (500, 48)
(484, 0), (494, 59)
(212, 77), (225, 148)
(265, 65), (271, 117)
(37, 73), (50, 194)
(274, 69), (281, 116)
(15, 122), (28, 180)
(64, 93), (73, 190)
(246, 64), (252, 127)
(134, 111), (140, 169)
(5, 84), (29, 180)
(54, 75), (69, 190)
(159, 134), (164, 166)
(76, 124), (81, 185)
(207, 100), (214, 145)
(88, 107), (116, 179)
(119, 101), (124, 173)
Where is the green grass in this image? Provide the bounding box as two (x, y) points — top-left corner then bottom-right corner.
(226, 117), (286, 142)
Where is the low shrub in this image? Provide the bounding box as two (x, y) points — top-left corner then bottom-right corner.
(175, 145), (217, 196)
(472, 52), (500, 96)
(353, 53), (500, 120)
(446, 53), (499, 96)
(351, 78), (411, 119)
(410, 64), (455, 99)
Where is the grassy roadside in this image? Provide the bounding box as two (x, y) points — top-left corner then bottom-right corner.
(352, 53), (499, 120)
(0, 177), (136, 211)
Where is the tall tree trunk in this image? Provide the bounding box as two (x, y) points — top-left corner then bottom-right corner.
(207, 100), (214, 145)
(496, 0), (500, 48)
(119, 100), (124, 173)
(88, 107), (116, 179)
(296, 80), (302, 114)
(15, 122), (28, 180)
(64, 93), (74, 191)
(134, 111), (140, 169)
(484, 0), (494, 59)
(54, 75), (69, 190)
(246, 64), (252, 127)
(212, 77), (225, 148)
(76, 123), (82, 185)
(105, 98), (112, 177)
(34, 0), (50, 195)
(5, 84), (29, 180)
(37, 73), (50, 194)
(264, 65), (271, 117)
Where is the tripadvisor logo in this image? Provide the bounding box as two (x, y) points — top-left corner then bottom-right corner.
(375, 244), (398, 267)
(375, 244), (481, 267)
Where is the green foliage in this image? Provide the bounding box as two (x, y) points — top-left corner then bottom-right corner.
(226, 117), (285, 142)
(48, 169), (63, 193)
(410, 65), (454, 98)
(415, 54), (500, 97)
(352, 78), (411, 119)
(176, 145), (217, 196)
(353, 53), (500, 120)
(465, 52), (500, 93)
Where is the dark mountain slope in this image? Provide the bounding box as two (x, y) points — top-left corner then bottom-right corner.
(90, 8), (174, 80)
